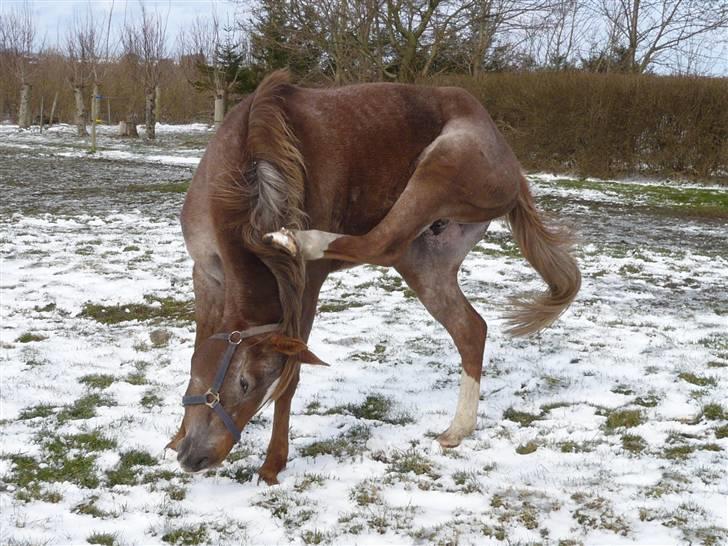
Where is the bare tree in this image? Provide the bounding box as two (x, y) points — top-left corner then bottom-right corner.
(179, 13), (249, 126)
(598, 0), (728, 73)
(123, 3), (167, 139)
(65, 5), (115, 145)
(1, 2), (36, 128)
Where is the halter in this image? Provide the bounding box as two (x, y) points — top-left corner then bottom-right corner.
(182, 323), (280, 443)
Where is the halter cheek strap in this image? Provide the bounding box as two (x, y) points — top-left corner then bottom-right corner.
(182, 323), (280, 443)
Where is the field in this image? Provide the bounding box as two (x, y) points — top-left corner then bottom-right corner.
(1, 124), (726, 546)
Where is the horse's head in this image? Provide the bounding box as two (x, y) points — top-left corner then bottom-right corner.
(168, 326), (325, 473)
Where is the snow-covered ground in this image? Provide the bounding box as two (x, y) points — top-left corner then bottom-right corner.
(1, 125), (726, 546)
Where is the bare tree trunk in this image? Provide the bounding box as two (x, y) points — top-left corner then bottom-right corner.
(214, 88), (226, 127)
(144, 87), (156, 139)
(39, 95), (44, 133)
(49, 92), (58, 127)
(18, 83), (31, 128)
(74, 85), (88, 136)
(90, 83), (100, 151)
(155, 85), (161, 124)
(128, 113), (139, 138)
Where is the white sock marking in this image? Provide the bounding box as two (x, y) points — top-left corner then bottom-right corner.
(295, 230), (340, 260)
(449, 371), (480, 436)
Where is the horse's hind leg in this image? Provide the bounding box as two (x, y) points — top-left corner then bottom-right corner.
(264, 123), (518, 266)
(395, 222), (489, 447)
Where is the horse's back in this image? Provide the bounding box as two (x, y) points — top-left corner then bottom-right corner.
(284, 83), (490, 236)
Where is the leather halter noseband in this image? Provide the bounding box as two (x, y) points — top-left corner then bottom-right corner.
(182, 323), (280, 443)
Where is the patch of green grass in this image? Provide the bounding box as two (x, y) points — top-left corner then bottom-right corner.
(350, 480), (382, 506)
(318, 300), (366, 313)
(702, 403), (726, 420)
(559, 440), (594, 453)
(122, 245), (140, 252)
(516, 441), (538, 455)
(34, 302), (56, 312)
(553, 178), (728, 217)
(385, 448), (437, 478)
(254, 489), (315, 530)
(79, 374), (115, 390)
(634, 393), (660, 407)
(161, 524), (208, 545)
(73, 495), (111, 518)
(219, 464), (257, 484)
(141, 391), (163, 409)
(106, 450), (157, 486)
(16, 332), (47, 343)
(78, 295), (194, 325)
(18, 403), (56, 420)
(605, 409), (643, 430)
(678, 372), (716, 387)
(86, 532), (117, 545)
(6, 451), (100, 497)
(611, 384), (635, 395)
(46, 430), (116, 456)
(664, 445), (695, 460)
(452, 470), (481, 493)
(326, 394), (413, 425)
(125, 371), (147, 385)
(622, 434), (647, 454)
(504, 407), (542, 427)
(294, 473), (326, 493)
(165, 484), (187, 501)
(715, 425), (728, 439)
(57, 393), (116, 422)
(299, 425), (371, 459)
(571, 493), (629, 536)
(301, 530), (331, 545)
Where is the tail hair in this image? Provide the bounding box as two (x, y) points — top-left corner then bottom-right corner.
(505, 176), (581, 336)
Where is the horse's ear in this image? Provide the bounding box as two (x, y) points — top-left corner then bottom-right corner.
(298, 349), (329, 367)
(268, 334), (330, 366)
(268, 333), (307, 355)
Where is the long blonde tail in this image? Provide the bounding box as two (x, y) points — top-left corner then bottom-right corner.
(505, 176), (581, 336)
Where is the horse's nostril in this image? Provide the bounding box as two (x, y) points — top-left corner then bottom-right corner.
(179, 450), (211, 473)
(194, 457), (209, 471)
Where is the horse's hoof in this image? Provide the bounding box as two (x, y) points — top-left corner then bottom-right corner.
(263, 228), (298, 256)
(436, 430), (463, 448)
(258, 468), (280, 486)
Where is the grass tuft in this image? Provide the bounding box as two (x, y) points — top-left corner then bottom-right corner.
(605, 409), (643, 430)
(86, 532), (117, 545)
(678, 372), (716, 387)
(106, 450), (157, 486)
(16, 332), (47, 343)
(79, 374), (115, 390)
(78, 295), (194, 325)
(504, 407), (542, 426)
(161, 524), (208, 545)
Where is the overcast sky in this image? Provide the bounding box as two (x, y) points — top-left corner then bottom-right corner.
(8, 0), (243, 51)
(3, 0), (726, 75)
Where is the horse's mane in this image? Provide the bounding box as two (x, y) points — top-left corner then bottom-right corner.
(213, 70), (307, 402)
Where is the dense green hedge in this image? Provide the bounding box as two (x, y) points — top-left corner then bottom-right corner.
(429, 72), (728, 181)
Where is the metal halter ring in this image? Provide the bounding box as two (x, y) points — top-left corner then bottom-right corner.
(228, 331), (243, 345)
(204, 388), (221, 408)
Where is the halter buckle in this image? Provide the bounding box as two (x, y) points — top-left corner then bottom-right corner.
(204, 388), (220, 408)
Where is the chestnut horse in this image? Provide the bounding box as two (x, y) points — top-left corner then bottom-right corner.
(168, 71), (580, 484)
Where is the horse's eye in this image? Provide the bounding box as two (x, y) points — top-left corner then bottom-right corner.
(240, 378), (249, 394)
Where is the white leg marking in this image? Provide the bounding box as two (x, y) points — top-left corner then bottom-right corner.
(438, 371), (480, 448)
(294, 230), (340, 260)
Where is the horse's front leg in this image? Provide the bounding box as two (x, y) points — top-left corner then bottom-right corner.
(258, 367), (300, 485)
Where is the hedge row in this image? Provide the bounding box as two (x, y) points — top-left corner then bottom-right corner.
(429, 72), (728, 181)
